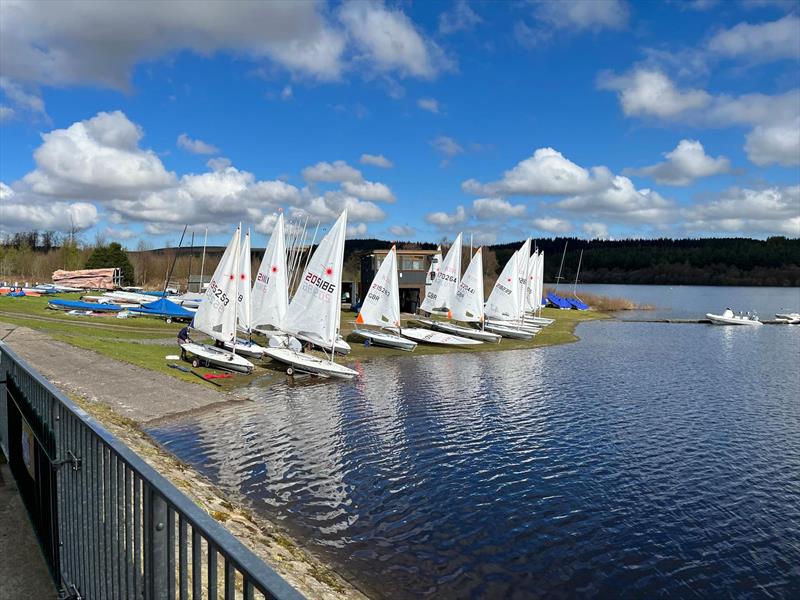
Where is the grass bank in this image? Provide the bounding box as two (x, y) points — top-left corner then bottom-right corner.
(0, 293), (608, 388)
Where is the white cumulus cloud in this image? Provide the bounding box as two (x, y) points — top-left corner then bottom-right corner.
(463, 147), (612, 196)
(439, 0), (482, 35)
(533, 217), (573, 233)
(708, 14), (800, 63)
(177, 133), (219, 155)
(388, 224), (416, 237)
(359, 153), (393, 168)
(338, 1), (452, 79)
(472, 197), (526, 219)
(627, 139), (731, 185)
(425, 205), (467, 228)
(342, 180), (395, 202)
(582, 222), (609, 239)
(598, 68), (711, 118)
(302, 160), (363, 183)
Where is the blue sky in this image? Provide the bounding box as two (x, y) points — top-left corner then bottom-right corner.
(1, 0), (798, 247)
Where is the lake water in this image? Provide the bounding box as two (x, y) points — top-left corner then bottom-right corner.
(148, 285), (800, 599)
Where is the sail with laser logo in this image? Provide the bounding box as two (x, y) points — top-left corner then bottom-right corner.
(192, 225), (240, 342)
(237, 229), (252, 333)
(420, 233), (462, 316)
(251, 213), (288, 330)
(485, 250), (521, 321)
(357, 245), (400, 328)
(281, 210), (347, 349)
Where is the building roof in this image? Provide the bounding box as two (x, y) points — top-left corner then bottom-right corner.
(368, 248), (439, 256)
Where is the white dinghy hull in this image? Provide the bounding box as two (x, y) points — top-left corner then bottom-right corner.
(352, 328), (417, 351)
(222, 338), (266, 358)
(400, 327), (483, 346)
(483, 322), (534, 340)
(429, 321), (501, 343)
(180, 343), (255, 373)
(262, 347), (359, 378)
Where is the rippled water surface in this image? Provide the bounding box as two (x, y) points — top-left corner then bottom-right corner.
(149, 290), (800, 598)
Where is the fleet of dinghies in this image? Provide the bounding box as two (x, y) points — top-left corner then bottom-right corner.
(176, 219), (558, 378)
(44, 208), (562, 379)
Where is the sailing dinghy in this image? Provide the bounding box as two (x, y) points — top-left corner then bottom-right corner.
(183, 226), (255, 373)
(484, 250), (534, 340)
(252, 212), (289, 338)
(431, 248), (501, 343)
(262, 211), (359, 378)
(352, 246), (417, 351)
(222, 229), (266, 359)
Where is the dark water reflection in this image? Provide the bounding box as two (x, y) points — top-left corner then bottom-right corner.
(149, 320), (800, 598)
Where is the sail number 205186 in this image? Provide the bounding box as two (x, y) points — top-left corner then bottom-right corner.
(305, 272), (337, 295)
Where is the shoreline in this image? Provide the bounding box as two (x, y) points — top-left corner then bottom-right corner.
(0, 304), (608, 598)
(0, 294), (609, 391)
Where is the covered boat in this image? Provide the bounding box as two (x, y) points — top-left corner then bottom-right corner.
(130, 298), (194, 322)
(48, 299), (122, 312)
(400, 327), (483, 346)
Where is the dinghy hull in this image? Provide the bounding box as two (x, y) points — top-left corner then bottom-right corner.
(180, 343), (255, 373)
(400, 327), (483, 346)
(352, 328), (417, 351)
(262, 347), (359, 378)
(429, 321), (501, 343)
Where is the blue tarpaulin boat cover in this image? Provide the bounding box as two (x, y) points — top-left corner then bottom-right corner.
(567, 297), (589, 311)
(546, 292), (572, 309)
(130, 298), (194, 320)
(48, 299), (122, 312)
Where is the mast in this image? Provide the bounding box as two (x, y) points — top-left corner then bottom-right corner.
(303, 221), (320, 275)
(163, 225), (187, 295)
(187, 230), (195, 292)
(231, 223), (241, 357)
(554, 240), (568, 293)
(573, 249), (583, 297)
(199, 227), (208, 293)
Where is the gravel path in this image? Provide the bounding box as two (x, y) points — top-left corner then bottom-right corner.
(0, 323), (237, 424)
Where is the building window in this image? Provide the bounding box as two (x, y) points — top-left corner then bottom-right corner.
(400, 257), (423, 270)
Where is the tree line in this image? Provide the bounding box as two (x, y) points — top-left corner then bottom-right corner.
(2, 231), (799, 288)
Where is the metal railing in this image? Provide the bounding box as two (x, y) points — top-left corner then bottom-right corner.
(0, 341), (304, 600)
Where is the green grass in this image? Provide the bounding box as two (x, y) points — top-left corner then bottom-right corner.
(1, 293), (608, 389)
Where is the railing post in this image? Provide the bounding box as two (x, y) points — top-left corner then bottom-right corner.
(145, 489), (169, 600)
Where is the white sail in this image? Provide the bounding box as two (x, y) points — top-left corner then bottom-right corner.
(536, 250), (545, 311)
(485, 250), (521, 321)
(517, 238), (531, 315)
(526, 250), (540, 312)
(192, 225), (240, 342)
(451, 247), (484, 323)
(281, 210), (347, 349)
(251, 213), (288, 330)
(425, 245), (442, 287)
(356, 245), (400, 328)
(420, 233), (462, 316)
(237, 229), (252, 332)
